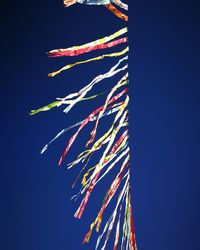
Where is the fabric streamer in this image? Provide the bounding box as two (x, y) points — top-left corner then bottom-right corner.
(48, 27), (128, 57)
(105, 4), (128, 21)
(48, 46), (128, 77)
(74, 104), (129, 218)
(48, 37), (128, 57)
(112, 0), (128, 10)
(63, 0), (77, 7)
(64, 0), (128, 11)
(30, 90), (107, 116)
(85, 73), (128, 147)
(83, 170), (130, 244)
(31, 0), (137, 249)
(60, 55), (128, 114)
(40, 105), (122, 154)
(66, 108), (124, 170)
(77, 0), (111, 5)
(58, 90), (128, 166)
(113, 204), (122, 250)
(30, 55), (128, 116)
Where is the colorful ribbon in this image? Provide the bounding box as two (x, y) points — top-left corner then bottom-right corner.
(48, 27), (127, 57)
(48, 37), (128, 57)
(48, 47), (128, 77)
(105, 4), (128, 21)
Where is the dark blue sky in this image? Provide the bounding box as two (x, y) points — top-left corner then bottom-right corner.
(1, 1), (200, 250)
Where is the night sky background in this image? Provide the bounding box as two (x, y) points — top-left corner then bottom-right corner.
(1, 0), (200, 249)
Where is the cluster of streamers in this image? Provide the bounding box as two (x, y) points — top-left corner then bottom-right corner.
(31, 0), (137, 249)
(64, 0), (128, 21)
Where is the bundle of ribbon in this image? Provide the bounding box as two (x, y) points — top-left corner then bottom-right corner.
(30, 1), (137, 249)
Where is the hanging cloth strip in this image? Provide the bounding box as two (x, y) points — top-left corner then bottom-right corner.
(83, 170), (130, 244)
(60, 55), (128, 114)
(48, 46), (128, 77)
(40, 105), (122, 155)
(48, 27), (128, 57)
(48, 37), (128, 57)
(66, 106), (126, 170)
(58, 90), (128, 166)
(105, 4), (128, 21)
(112, 0), (128, 10)
(30, 56), (128, 116)
(84, 163), (129, 245)
(64, 0), (128, 10)
(74, 104), (129, 218)
(77, 0), (110, 4)
(72, 130), (128, 190)
(85, 73), (128, 147)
